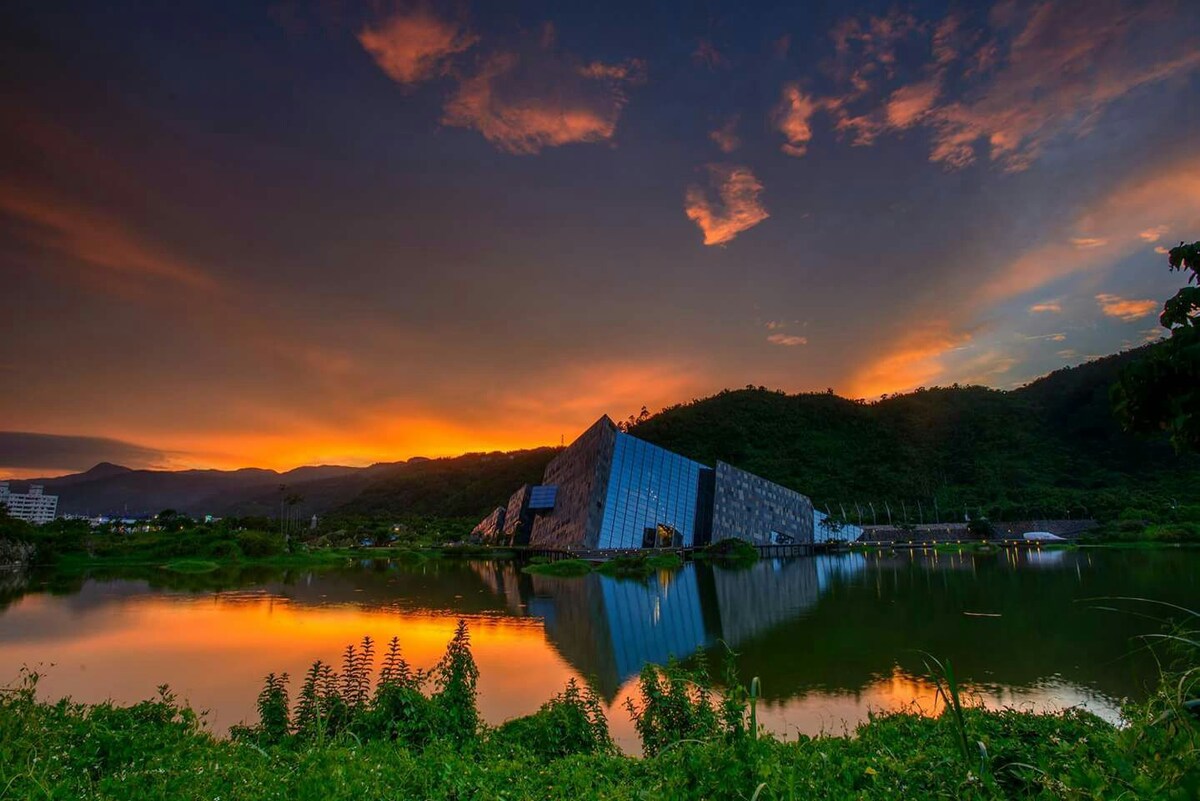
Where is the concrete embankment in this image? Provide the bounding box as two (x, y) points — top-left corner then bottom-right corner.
(856, 519), (1097, 543)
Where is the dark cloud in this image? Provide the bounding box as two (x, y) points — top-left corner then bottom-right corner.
(0, 432), (169, 475)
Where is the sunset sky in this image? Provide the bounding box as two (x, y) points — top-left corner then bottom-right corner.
(2, 0), (1199, 477)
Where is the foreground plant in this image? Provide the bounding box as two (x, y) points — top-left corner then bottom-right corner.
(3, 613), (1198, 800)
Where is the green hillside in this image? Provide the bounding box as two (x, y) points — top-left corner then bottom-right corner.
(629, 347), (1193, 522)
(326, 346), (1195, 525)
(332, 447), (560, 521)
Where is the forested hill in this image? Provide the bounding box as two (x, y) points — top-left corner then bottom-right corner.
(625, 346), (1194, 521)
(341, 345), (1193, 523)
(26, 346), (1194, 523)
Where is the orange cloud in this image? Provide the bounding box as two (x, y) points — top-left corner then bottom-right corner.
(0, 184), (217, 292)
(1070, 237), (1107, 249)
(358, 7), (477, 85)
(926, 2), (1200, 171)
(773, 84), (818, 157)
(1029, 301), (1062, 313)
(577, 60), (642, 81)
(797, 1), (1200, 171)
(843, 323), (972, 398)
(684, 164), (769, 246)
(442, 44), (643, 154)
(767, 333), (807, 346)
(709, 116), (740, 153)
(884, 79), (938, 127)
(1096, 293), (1158, 322)
(1139, 225), (1168, 242)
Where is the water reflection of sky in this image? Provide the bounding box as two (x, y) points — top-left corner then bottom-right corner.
(2, 548), (1189, 751)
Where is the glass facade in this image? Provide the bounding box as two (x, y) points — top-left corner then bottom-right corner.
(596, 432), (707, 549)
(600, 570), (713, 681)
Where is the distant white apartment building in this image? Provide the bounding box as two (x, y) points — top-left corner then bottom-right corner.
(0, 482), (58, 525)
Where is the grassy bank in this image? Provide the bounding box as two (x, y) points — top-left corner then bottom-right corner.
(3, 606), (1195, 800)
(45, 544), (522, 576)
(521, 553), (685, 579)
(50, 547), (364, 573)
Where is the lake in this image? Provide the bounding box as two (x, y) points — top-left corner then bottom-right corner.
(1, 547), (1195, 751)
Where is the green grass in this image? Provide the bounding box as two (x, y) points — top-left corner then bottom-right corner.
(521, 558), (594, 577)
(595, 553), (683, 578)
(2, 602), (1196, 800)
(161, 559), (219, 573)
(1, 673), (1195, 800)
(51, 548), (360, 573)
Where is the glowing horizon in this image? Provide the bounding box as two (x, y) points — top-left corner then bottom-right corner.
(2, 0), (1197, 477)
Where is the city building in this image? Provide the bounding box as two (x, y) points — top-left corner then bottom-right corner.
(473, 416), (828, 551)
(0, 482), (59, 525)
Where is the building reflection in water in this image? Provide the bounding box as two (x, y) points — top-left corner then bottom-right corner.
(475, 554), (868, 699)
(477, 551), (1124, 740)
(0, 548), (1161, 746)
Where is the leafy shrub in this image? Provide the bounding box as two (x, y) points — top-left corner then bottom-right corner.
(1173, 504), (1200, 523)
(5, 611), (1200, 800)
(430, 620), (480, 744)
(522, 558), (593, 577)
(357, 637), (437, 744)
(491, 679), (613, 758)
(695, 538), (759, 566)
(593, 554), (684, 579)
(234, 530), (286, 557)
(1143, 522), (1200, 542)
(626, 658), (725, 756)
(205, 539), (243, 559)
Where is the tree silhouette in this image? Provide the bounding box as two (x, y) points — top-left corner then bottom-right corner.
(1113, 240), (1200, 453)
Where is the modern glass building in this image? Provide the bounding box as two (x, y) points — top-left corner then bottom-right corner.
(596, 432), (707, 549)
(474, 416), (821, 552)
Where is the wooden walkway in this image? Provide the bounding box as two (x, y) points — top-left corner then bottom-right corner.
(518, 542), (826, 562)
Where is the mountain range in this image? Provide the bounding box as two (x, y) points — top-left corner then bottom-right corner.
(6, 345), (1194, 523)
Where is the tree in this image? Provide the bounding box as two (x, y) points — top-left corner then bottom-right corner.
(818, 515), (845, 542)
(618, 406), (650, 432)
(1113, 241), (1200, 453)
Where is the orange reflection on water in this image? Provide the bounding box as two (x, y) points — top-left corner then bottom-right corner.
(3, 592), (576, 734)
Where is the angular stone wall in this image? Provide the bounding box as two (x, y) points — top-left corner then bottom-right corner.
(529, 416), (617, 550)
(470, 506), (505, 542)
(710, 558), (819, 647)
(502, 484), (532, 545)
(710, 461), (814, 545)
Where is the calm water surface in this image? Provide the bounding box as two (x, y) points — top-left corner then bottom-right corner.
(1, 548), (1195, 751)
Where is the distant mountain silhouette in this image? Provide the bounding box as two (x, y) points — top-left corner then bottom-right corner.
(5, 461), (397, 518)
(13, 345), (1193, 522)
(47, 462), (134, 487)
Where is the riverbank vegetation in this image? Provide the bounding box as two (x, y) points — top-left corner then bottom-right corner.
(2, 602), (1196, 800)
(521, 553), (686, 579)
(522, 557), (595, 577)
(693, 537), (760, 565)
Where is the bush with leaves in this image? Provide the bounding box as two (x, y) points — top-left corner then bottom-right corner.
(358, 636), (436, 745)
(491, 678), (613, 759)
(430, 620), (480, 744)
(235, 625), (477, 751)
(625, 656), (731, 756)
